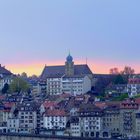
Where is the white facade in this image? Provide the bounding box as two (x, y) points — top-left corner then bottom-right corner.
(43, 116), (67, 130)
(3, 111), (12, 123)
(7, 118), (19, 133)
(127, 75), (140, 97)
(70, 122), (80, 137)
(46, 78), (62, 95)
(0, 77), (12, 90)
(18, 111), (37, 133)
(62, 76), (91, 96)
(46, 76), (91, 96)
(79, 116), (102, 137)
(127, 84), (140, 97)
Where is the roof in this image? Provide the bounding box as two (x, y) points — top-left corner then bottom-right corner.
(44, 109), (67, 117)
(95, 102), (107, 109)
(120, 99), (139, 109)
(17, 102), (40, 111)
(0, 65), (12, 75)
(4, 102), (15, 108)
(43, 101), (58, 109)
(40, 64), (93, 79)
(79, 103), (102, 113)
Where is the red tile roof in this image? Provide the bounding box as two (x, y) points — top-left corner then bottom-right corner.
(43, 101), (58, 109)
(45, 109), (67, 117)
(4, 102), (15, 108)
(95, 102), (107, 109)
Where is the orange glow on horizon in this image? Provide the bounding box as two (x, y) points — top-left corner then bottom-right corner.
(5, 60), (140, 76)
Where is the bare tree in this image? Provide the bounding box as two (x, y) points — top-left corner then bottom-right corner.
(121, 66), (135, 75)
(110, 67), (119, 75)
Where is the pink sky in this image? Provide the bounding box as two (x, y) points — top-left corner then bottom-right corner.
(5, 59), (140, 76)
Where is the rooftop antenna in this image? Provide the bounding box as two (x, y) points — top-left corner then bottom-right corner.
(86, 57), (88, 65)
(69, 50), (71, 55)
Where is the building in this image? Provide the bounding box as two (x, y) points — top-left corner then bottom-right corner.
(41, 54), (93, 96)
(0, 65), (13, 90)
(70, 117), (80, 137)
(136, 113), (140, 137)
(78, 104), (103, 138)
(17, 102), (40, 133)
(102, 105), (120, 138)
(7, 118), (19, 133)
(105, 84), (127, 97)
(43, 109), (68, 130)
(127, 75), (140, 97)
(32, 80), (47, 95)
(120, 99), (138, 138)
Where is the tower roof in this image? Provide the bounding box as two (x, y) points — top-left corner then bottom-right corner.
(66, 53), (73, 62)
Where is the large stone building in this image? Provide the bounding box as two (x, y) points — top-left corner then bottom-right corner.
(41, 54), (93, 96)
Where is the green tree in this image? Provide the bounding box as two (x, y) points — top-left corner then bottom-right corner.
(113, 74), (126, 84)
(10, 77), (29, 93)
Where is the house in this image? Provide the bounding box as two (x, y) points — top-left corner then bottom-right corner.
(120, 99), (138, 138)
(70, 117), (80, 137)
(16, 102), (40, 133)
(7, 117), (19, 133)
(0, 65), (13, 90)
(127, 75), (140, 97)
(102, 105), (120, 138)
(43, 109), (68, 131)
(78, 104), (103, 138)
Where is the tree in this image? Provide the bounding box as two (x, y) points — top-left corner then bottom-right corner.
(121, 66), (135, 75)
(10, 77), (29, 93)
(113, 74), (126, 84)
(2, 83), (9, 94)
(21, 72), (28, 79)
(110, 68), (119, 75)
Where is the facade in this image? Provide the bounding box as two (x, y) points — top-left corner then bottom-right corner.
(120, 99), (138, 138)
(7, 118), (19, 133)
(127, 75), (140, 97)
(62, 75), (91, 96)
(136, 113), (140, 137)
(32, 81), (47, 95)
(78, 104), (103, 138)
(17, 102), (40, 133)
(0, 65), (13, 90)
(70, 117), (80, 137)
(43, 109), (67, 130)
(46, 77), (62, 95)
(41, 54), (93, 96)
(103, 105), (120, 138)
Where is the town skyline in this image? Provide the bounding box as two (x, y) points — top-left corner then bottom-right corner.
(3, 56), (140, 76)
(0, 0), (140, 75)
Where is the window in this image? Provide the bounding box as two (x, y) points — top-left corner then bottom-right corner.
(29, 120), (33, 123)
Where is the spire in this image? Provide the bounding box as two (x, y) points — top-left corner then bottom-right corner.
(66, 52), (73, 62)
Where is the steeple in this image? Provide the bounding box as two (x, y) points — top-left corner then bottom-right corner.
(65, 53), (74, 76)
(66, 52), (73, 62)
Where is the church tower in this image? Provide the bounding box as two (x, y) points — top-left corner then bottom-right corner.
(65, 53), (74, 76)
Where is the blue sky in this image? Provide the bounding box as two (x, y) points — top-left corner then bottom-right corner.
(0, 0), (139, 75)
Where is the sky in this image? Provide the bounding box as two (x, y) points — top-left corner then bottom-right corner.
(0, 0), (140, 76)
